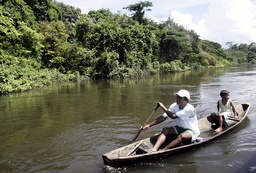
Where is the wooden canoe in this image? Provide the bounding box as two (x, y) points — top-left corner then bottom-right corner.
(102, 103), (251, 166)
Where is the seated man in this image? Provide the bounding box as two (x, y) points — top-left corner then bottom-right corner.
(143, 89), (200, 151)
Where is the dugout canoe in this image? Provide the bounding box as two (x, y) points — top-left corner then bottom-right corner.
(102, 103), (251, 166)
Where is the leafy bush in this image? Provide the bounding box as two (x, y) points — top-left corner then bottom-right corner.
(0, 53), (80, 94)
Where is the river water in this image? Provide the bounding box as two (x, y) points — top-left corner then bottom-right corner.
(0, 65), (256, 173)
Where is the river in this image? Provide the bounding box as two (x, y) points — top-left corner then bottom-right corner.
(0, 65), (256, 173)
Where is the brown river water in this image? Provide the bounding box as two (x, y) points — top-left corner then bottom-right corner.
(0, 65), (256, 173)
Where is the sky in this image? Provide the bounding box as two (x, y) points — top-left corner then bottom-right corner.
(56, 0), (256, 48)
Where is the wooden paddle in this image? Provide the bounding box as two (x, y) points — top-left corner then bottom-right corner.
(131, 103), (159, 142)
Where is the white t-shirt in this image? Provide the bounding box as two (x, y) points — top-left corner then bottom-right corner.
(162, 103), (200, 135)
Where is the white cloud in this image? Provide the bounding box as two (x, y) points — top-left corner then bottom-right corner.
(166, 11), (207, 39)
(171, 10), (193, 28)
(166, 0), (256, 47)
(207, 0), (256, 46)
(225, 0), (256, 42)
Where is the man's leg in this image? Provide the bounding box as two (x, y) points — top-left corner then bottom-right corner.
(153, 127), (176, 150)
(163, 132), (192, 150)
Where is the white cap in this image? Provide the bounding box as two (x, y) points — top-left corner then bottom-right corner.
(176, 89), (190, 100)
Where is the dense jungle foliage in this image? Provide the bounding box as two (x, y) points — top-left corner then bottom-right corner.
(0, 0), (255, 94)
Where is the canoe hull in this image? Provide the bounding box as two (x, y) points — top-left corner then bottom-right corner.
(102, 103), (251, 166)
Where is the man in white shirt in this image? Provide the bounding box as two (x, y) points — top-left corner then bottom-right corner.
(143, 89), (200, 151)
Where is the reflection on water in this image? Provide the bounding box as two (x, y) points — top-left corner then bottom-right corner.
(0, 65), (256, 173)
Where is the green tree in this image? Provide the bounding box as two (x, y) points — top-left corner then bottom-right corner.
(24, 0), (62, 21)
(55, 2), (81, 43)
(158, 28), (188, 62)
(3, 0), (39, 29)
(75, 15), (94, 47)
(0, 1), (43, 58)
(201, 40), (228, 66)
(63, 45), (96, 75)
(55, 1), (81, 23)
(123, 1), (153, 24)
(247, 42), (256, 63)
(40, 21), (69, 71)
(88, 8), (113, 22)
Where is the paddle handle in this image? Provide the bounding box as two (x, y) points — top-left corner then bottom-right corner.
(131, 103), (159, 142)
(143, 103), (160, 126)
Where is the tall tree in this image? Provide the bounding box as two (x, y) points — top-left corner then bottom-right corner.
(55, 2), (82, 43)
(123, 1), (153, 24)
(40, 21), (69, 70)
(55, 1), (81, 23)
(24, 0), (62, 21)
(158, 29), (188, 62)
